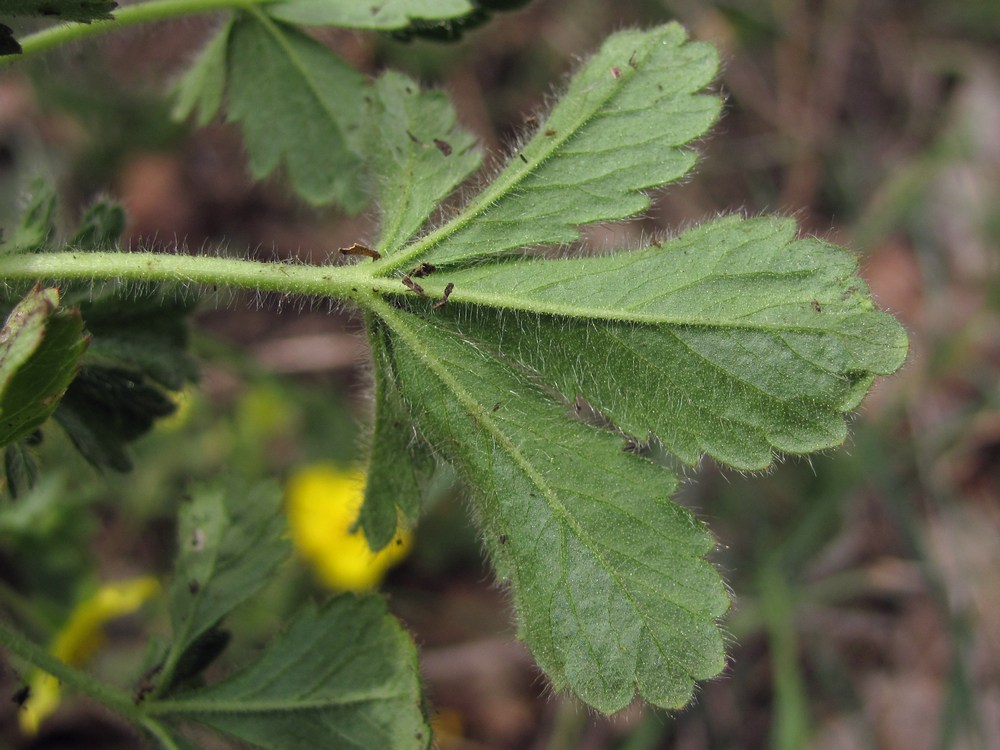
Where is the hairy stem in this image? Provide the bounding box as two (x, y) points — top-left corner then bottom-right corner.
(0, 250), (416, 307)
(0, 0), (276, 67)
(0, 618), (141, 722)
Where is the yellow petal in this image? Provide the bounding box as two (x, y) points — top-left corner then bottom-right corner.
(285, 464), (412, 592)
(18, 576), (160, 735)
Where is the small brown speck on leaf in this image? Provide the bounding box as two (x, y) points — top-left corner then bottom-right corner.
(433, 138), (452, 156)
(611, 66), (622, 79)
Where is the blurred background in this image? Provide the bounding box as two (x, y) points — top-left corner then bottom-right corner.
(1, 0), (999, 748)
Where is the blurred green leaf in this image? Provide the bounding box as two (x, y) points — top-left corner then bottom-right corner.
(153, 596), (431, 750)
(67, 198), (127, 251)
(0, 0), (116, 22)
(225, 11), (368, 210)
(0, 287), (88, 449)
(157, 479), (289, 695)
(1, 182), (56, 254)
(171, 19), (232, 127)
(266, 0), (473, 27)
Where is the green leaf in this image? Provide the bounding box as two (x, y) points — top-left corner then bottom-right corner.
(53, 287), (197, 471)
(1, 181), (56, 254)
(376, 23), (720, 270)
(0, 0), (116, 22)
(412, 215), (910, 469)
(358, 315), (436, 550)
(0, 287), (88, 448)
(171, 19), (233, 127)
(158, 479), (289, 694)
(266, 0), (473, 28)
(349, 23), (909, 713)
(4, 441), (38, 498)
(67, 199), (127, 251)
(373, 303), (728, 712)
(225, 11), (368, 210)
(154, 596), (431, 750)
(369, 71), (481, 256)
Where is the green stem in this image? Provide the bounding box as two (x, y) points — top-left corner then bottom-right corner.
(0, 617), (141, 722)
(0, 251), (400, 307)
(0, 0), (277, 67)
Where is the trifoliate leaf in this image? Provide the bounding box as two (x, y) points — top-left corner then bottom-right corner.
(372, 303), (728, 712)
(375, 23), (720, 271)
(153, 596), (431, 750)
(225, 12), (368, 210)
(358, 315), (436, 550)
(0, 0), (116, 22)
(266, 0), (472, 28)
(171, 19), (232, 127)
(369, 71), (481, 256)
(411, 215), (910, 469)
(158, 479), (289, 695)
(0, 287), (88, 448)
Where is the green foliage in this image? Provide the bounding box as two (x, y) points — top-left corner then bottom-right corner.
(350, 23), (906, 710)
(175, 10), (369, 209)
(120, 480), (428, 748)
(0, 0), (116, 21)
(0, 287), (87, 449)
(158, 479), (289, 695)
(154, 597), (430, 750)
(0, 4), (910, 748)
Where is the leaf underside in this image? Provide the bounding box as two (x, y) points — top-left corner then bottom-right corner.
(355, 22), (909, 714)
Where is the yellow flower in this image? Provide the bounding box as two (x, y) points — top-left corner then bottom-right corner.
(19, 576), (160, 735)
(285, 464), (411, 592)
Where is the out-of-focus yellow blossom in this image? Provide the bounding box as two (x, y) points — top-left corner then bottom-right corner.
(285, 464), (411, 592)
(157, 386), (196, 431)
(19, 576), (160, 735)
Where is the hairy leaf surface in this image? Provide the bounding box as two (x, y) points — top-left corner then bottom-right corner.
(370, 71), (481, 256)
(376, 23), (719, 271)
(155, 596), (430, 750)
(360, 317), (436, 550)
(354, 23), (909, 713)
(374, 303), (728, 712)
(411, 215), (909, 468)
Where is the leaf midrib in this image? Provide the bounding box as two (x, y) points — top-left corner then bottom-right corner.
(374, 300), (712, 672)
(371, 37), (657, 276)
